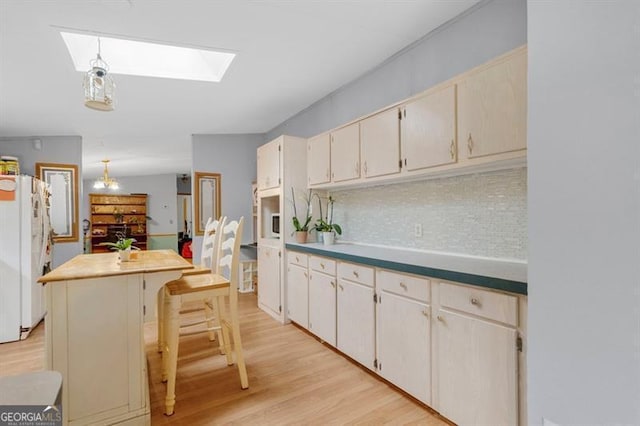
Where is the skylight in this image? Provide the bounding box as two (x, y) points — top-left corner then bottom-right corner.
(60, 32), (235, 82)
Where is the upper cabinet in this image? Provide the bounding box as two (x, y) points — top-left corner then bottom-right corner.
(400, 84), (456, 172)
(360, 108), (401, 178)
(306, 45), (527, 190)
(257, 139), (281, 191)
(330, 123), (360, 183)
(307, 133), (331, 186)
(457, 48), (527, 160)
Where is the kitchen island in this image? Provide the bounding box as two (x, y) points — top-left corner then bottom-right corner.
(38, 250), (193, 426)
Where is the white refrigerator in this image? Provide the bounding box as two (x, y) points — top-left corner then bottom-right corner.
(0, 175), (52, 343)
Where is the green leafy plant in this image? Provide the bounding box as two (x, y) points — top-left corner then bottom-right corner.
(291, 187), (313, 233)
(100, 232), (139, 251)
(313, 195), (342, 235)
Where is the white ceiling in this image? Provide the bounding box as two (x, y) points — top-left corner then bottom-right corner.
(0, 0), (479, 179)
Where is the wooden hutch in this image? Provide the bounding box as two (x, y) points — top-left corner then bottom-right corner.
(89, 193), (148, 253)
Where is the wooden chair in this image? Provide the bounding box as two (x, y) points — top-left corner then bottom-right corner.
(162, 217), (248, 416)
(157, 216), (226, 353)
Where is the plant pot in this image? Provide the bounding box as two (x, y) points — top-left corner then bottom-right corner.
(294, 231), (308, 244)
(322, 231), (335, 246)
(118, 248), (132, 262)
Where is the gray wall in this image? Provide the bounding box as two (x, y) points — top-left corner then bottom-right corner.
(1, 136), (83, 267)
(528, 2), (640, 425)
(266, 0), (527, 140)
(191, 134), (262, 260)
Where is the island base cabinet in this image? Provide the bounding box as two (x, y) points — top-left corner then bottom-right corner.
(436, 309), (518, 426)
(336, 279), (375, 369)
(376, 291), (431, 404)
(46, 275), (149, 425)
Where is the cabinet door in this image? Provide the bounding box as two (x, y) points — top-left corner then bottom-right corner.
(308, 271), (336, 346)
(436, 309), (518, 426)
(330, 123), (360, 183)
(401, 85), (456, 171)
(257, 246), (281, 316)
(257, 139), (281, 190)
(337, 279), (375, 369)
(307, 133), (331, 186)
(360, 108), (400, 178)
(377, 291), (431, 404)
(287, 263), (308, 328)
(458, 51), (527, 159)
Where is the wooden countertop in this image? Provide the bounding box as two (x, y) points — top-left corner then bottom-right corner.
(38, 249), (194, 283)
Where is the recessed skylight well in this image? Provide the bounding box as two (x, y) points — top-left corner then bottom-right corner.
(60, 31), (235, 82)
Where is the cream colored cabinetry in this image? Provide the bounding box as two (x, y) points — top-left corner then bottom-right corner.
(360, 108), (401, 178)
(434, 281), (519, 426)
(257, 139), (281, 191)
(330, 123), (360, 183)
(258, 245), (281, 317)
(336, 262), (375, 369)
(400, 84), (457, 172)
(458, 48), (527, 160)
(308, 256), (336, 345)
(257, 135), (307, 323)
(307, 133), (331, 186)
(376, 270), (432, 404)
(287, 252), (309, 328)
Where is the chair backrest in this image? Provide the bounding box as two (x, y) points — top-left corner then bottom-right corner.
(217, 217), (244, 289)
(200, 216), (226, 272)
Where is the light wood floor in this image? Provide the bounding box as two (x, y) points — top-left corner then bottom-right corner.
(0, 293), (448, 425)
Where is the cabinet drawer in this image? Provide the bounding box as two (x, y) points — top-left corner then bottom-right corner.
(338, 262), (374, 287)
(309, 256), (336, 275)
(288, 252), (308, 268)
(439, 282), (517, 326)
(377, 270), (430, 303)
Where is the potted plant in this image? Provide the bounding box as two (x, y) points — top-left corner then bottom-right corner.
(313, 195), (342, 245)
(100, 233), (140, 261)
(291, 188), (312, 243)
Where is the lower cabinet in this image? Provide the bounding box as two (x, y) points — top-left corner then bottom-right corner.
(376, 270), (431, 404)
(337, 262), (375, 370)
(308, 256), (337, 346)
(287, 252), (309, 328)
(435, 281), (519, 426)
(286, 250), (524, 426)
(257, 245), (281, 318)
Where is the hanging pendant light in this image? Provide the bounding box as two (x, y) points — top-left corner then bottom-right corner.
(84, 37), (115, 111)
(93, 159), (119, 189)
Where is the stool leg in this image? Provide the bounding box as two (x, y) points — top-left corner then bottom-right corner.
(219, 296), (233, 365)
(164, 295), (181, 416)
(161, 289), (170, 382)
(214, 296), (226, 353)
(204, 299), (217, 342)
(229, 294), (249, 389)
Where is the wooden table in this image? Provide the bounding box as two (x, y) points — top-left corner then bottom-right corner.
(38, 250), (193, 425)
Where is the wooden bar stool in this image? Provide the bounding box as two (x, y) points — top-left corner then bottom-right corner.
(157, 216), (226, 352)
(161, 217), (248, 416)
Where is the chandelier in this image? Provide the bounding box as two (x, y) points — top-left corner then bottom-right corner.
(84, 37), (115, 111)
(93, 159), (119, 189)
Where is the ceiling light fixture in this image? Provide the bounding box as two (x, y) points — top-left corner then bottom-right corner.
(93, 159), (119, 189)
(84, 37), (115, 111)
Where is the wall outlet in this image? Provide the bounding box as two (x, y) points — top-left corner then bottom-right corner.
(414, 223), (423, 237)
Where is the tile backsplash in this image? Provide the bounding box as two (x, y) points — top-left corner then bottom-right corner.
(330, 168), (527, 261)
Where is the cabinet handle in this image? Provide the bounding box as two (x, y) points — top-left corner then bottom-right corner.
(450, 139), (455, 160)
(363, 161), (368, 175)
(303, 272), (308, 278)
(320, 263), (325, 269)
(467, 133), (473, 155)
(437, 315), (444, 322)
(331, 172), (335, 179)
(339, 284), (344, 291)
(295, 256), (299, 262)
(422, 310), (429, 318)
(352, 270), (359, 278)
(470, 297), (480, 306)
(403, 109), (406, 118)
(326, 169), (330, 179)
(399, 282), (407, 290)
(330, 281), (335, 288)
